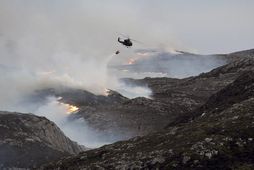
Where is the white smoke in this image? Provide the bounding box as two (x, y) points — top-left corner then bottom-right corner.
(0, 0), (245, 148)
(0, 0), (153, 107)
(31, 96), (124, 148)
(115, 82), (152, 99)
(0, 0), (155, 147)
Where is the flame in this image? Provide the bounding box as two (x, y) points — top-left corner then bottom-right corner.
(58, 102), (79, 114)
(127, 51), (152, 65)
(66, 104), (79, 113)
(127, 58), (137, 65)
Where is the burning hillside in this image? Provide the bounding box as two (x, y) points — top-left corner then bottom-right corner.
(0, 0), (253, 169)
(59, 102), (79, 114)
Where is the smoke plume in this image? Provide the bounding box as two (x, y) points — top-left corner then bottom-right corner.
(0, 0), (249, 147)
(0, 0), (155, 147)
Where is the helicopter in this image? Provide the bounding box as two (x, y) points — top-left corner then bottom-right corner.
(118, 37), (133, 47)
(117, 33), (143, 48)
(115, 33), (143, 54)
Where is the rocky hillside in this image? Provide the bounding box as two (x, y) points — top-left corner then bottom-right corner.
(43, 65), (254, 169)
(41, 49), (254, 169)
(52, 49), (253, 139)
(25, 49), (254, 143)
(0, 112), (85, 169)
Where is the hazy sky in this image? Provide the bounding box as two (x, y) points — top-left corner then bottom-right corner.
(0, 0), (253, 54)
(0, 0), (253, 101)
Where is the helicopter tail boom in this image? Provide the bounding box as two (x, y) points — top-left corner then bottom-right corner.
(118, 37), (123, 43)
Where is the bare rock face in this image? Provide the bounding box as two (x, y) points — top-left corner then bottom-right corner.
(0, 112), (85, 169)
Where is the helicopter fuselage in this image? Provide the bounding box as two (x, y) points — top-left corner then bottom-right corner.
(118, 37), (132, 47)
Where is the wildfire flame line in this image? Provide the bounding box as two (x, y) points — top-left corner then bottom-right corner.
(127, 51), (151, 65)
(128, 58), (136, 65)
(65, 104), (79, 113)
(58, 101), (79, 114)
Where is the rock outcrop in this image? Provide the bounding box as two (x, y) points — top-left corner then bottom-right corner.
(0, 112), (85, 169)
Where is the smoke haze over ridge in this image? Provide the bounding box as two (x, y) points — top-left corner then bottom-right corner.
(0, 0), (253, 98)
(0, 0), (253, 146)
